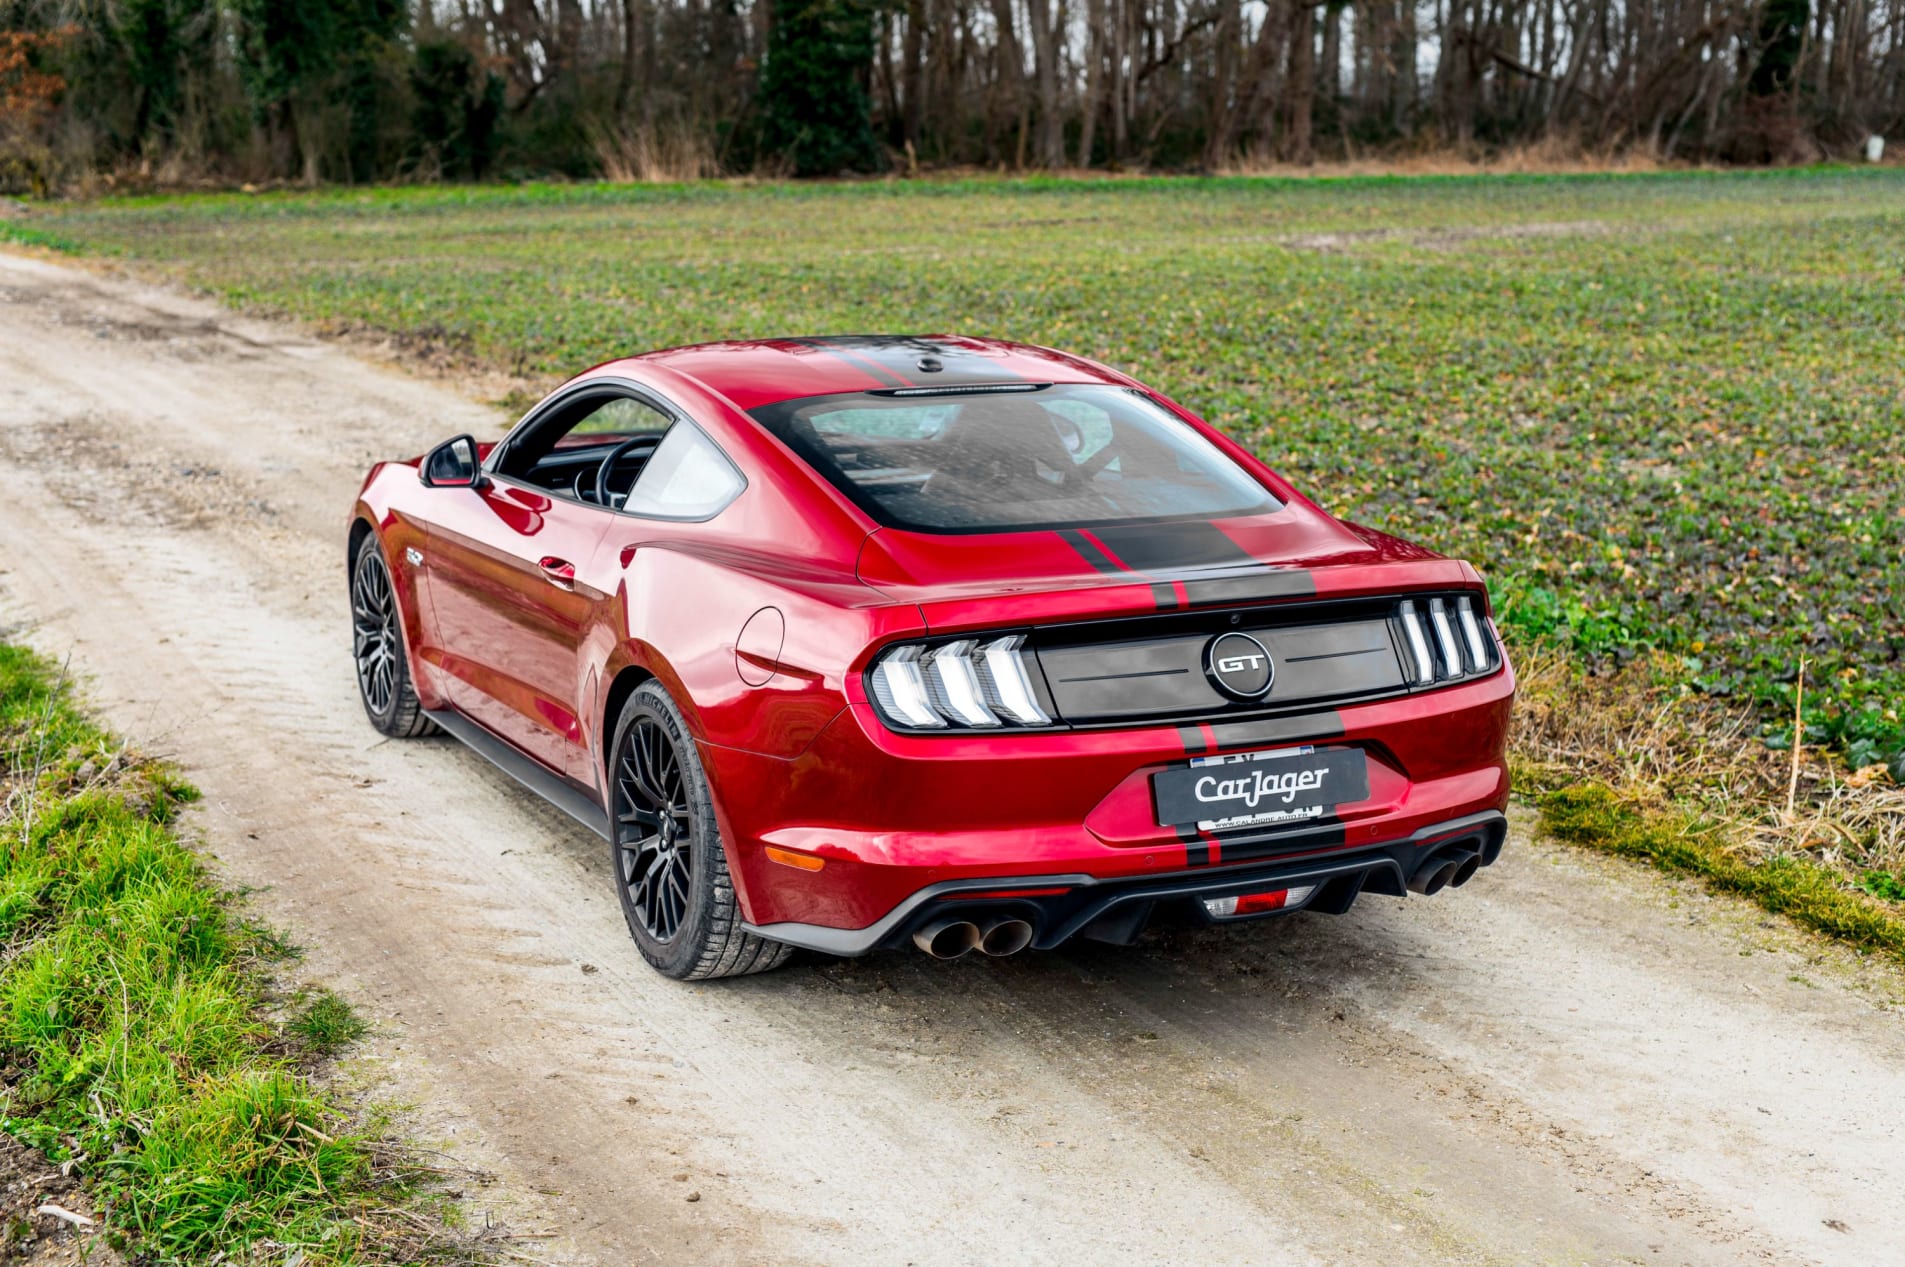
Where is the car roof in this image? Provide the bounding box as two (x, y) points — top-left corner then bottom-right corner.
(615, 335), (1132, 412)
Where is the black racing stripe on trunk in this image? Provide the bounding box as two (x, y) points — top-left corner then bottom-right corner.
(1205, 709), (1345, 751)
(1175, 823), (1212, 868)
(1177, 725), (1209, 755)
(1179, 569), (1316, 607)
(1087, 521), (1256, 573)
(1058, 528), (1124, 575)
(1151, 582), (1184, 610)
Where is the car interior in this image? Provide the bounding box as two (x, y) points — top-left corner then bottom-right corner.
(769, 385), (1278, 531)
(496, 392), (672, 508)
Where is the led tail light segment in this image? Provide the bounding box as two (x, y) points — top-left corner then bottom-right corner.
(868, 634), (1052, 731)
(1395, 594), (1499, 686)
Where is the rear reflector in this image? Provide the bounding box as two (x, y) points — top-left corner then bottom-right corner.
(1202, 885), (1315, 918)
(764, 846), (826, 872)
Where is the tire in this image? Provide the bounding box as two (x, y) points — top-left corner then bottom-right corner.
(608, 681), (793, 980)
(350, 535), (437, 738)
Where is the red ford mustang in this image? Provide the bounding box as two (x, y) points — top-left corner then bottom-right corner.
(349, 336), (1514, 979)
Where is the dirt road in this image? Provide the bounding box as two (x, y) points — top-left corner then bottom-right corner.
(3, 251), (1903, 1267)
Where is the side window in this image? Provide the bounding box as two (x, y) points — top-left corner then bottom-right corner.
(558, 395), (672, 443)
(494, 388), (676, 504)
(624, 423), (746, 520)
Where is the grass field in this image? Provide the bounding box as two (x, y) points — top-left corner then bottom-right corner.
(0, 647), (476, 1263)
(7, 169), (1904, 775)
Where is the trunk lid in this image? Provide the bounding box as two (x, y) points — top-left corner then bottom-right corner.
(856, 504), (1479, 632)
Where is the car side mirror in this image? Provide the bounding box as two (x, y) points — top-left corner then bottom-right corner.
(420, 435), (487, 489)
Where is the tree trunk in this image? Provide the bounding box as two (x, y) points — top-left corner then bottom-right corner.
(1201, 0), (1243, 167)
(1320, 2), (1341, 101)
(1028, 0), (1067, 166)
(557, 0), (583, 78)
(1284, 0), (1316, 162)
(615, 0), (643, 128)
(988, 0), (1028, 166)
(903, 0), (927, 149)
(1078, 0), (1105, 164)
(1108, 0), (1128, 162)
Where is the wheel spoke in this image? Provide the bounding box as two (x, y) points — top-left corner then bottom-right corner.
(611, 714), (701, 944)
(623, 749), (655, 808)
(352, 551), (408, 718)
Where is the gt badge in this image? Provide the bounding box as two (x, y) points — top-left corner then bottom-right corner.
(1205, 631), (1274, 700)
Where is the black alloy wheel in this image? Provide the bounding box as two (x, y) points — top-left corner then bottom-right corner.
(350, 536), (435, 737)
(614, 715), (695, 943)
(607, 682), (793, 979)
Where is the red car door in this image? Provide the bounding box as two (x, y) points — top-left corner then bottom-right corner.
(420, 478), (612, 780)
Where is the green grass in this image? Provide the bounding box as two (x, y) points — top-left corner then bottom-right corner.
(10, 168), (1905, 769)
(290, 991), (372, 1057)
(1858, 870), (1905, 904)
(0, 645), (467, 1264)
(1541, 782), (1905, 965)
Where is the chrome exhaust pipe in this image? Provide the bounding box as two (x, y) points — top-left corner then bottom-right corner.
(1407, 855), (1459, 896)
(1446, 849), (1483, 888)
(913, 919), (981, 959)
(977, 918), (1034, 958)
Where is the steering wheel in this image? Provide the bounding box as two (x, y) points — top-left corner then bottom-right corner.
(593, 436), (652, 509)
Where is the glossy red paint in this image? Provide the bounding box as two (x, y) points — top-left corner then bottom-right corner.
(350, 336), (1514, 947)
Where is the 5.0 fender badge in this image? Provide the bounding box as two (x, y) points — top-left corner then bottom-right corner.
(1205, 631), (1274, 700)
(404, 547), (424, 567)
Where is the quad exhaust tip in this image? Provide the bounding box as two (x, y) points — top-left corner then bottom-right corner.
(913, 919), (982, 959)
(1409, 844), (1485, 895)
(978, 918), (1034, 957)
(1409, 857), (1458, 896)
(912, 917), (1035, 959)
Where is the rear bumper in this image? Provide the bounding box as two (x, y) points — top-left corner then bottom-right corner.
(744, 810), (1507, 955)
(705, 663), (1514, 936)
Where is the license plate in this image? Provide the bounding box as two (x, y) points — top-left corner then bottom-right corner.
(1152, 745), (1369, 832)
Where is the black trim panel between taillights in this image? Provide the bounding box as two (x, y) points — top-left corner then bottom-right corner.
(863, 591), (1503, 735)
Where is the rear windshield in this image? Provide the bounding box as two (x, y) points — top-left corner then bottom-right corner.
(748, 385), (1279, 533)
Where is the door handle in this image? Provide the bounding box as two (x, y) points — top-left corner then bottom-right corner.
(537, 556), (576, 589)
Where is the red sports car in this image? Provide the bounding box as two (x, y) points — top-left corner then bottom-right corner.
(349, 336), (1513, 979)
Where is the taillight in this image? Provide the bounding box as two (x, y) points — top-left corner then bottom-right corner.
(867, 634), (1052, 731)
(1394, 594), (1499, 686)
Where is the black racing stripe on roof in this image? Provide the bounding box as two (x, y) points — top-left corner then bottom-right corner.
(799, 335), (1031, 389)
(1058, 528), (1125, 575)
(1087, 521), (1256, 574)
(790, 338), (910, 388)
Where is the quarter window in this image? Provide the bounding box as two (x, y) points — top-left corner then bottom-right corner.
(625, 422), (747, 520)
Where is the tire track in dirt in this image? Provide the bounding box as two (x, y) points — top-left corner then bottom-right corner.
(3, 251), (1903, 1266)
